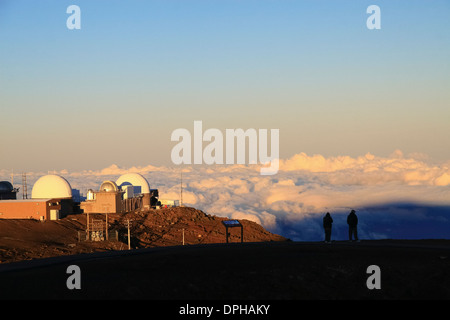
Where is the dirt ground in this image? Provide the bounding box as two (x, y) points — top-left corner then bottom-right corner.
(0, 206), (285, 264)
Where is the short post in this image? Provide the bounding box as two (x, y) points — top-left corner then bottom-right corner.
(241, 225), (243, 243)
(86, 212), (90, 240)
(225, 226), (229, 243)
(127, 219), (131, 250)
(105, 212), (109, 241)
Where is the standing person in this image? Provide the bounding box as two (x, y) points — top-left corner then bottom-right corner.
(323, 212), (333, 243)
(347, 209), (359, 242)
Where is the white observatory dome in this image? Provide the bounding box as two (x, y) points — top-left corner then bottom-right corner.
(116, 173), (150, 194)
(31, 174), (73, 199)
(99, 181), (118, 192)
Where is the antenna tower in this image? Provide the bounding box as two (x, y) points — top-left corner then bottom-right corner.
(22, 172), (28, 199)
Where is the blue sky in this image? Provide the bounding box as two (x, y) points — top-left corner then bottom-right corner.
(1, 0), (449, 171)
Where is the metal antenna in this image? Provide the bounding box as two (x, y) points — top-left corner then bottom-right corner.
(22, 172), (28, 199)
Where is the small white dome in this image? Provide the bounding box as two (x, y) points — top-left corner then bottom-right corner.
(99, 180), (118, 192)
(31, 175), (72, 199)
(116, 173), (150, 194)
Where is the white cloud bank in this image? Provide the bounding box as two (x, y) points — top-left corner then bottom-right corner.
(2, 150), (450, 241)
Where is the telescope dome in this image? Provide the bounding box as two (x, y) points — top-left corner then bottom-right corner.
(116, 173), (150, 194)
(0, 181), (14, 193)
(31, 175), (72, 199)
(99, 181), (118, 192)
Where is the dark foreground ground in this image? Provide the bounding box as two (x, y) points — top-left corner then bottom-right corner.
(0, 239), (449, 302)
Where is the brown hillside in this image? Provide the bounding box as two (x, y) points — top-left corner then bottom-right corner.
(0, 206), (286, 264)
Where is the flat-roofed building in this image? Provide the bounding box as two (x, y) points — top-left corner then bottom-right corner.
(0, 199), (63, 220)
(0, 174), (74, 220)
(81, 181), (125, 214)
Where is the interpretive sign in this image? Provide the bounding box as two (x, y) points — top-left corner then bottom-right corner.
(222, 220), (243, 243)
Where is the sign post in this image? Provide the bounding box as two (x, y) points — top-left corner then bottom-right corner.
(222, 220), (243, 243)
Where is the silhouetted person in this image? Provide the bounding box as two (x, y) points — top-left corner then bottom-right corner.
(347, 209), (359, 242)
(323, 212), (333, 243)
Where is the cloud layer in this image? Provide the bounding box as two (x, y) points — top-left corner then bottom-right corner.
(2, 150), (450, 241)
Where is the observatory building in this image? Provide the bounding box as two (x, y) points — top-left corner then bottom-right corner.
(80, 180), (125, 214)
(0, 181), (19, 200)
(80, 173), (156, 214)
(0, 174), (74, 220)
(0, 172), (159, 219)
(116, 173), (152, 210)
